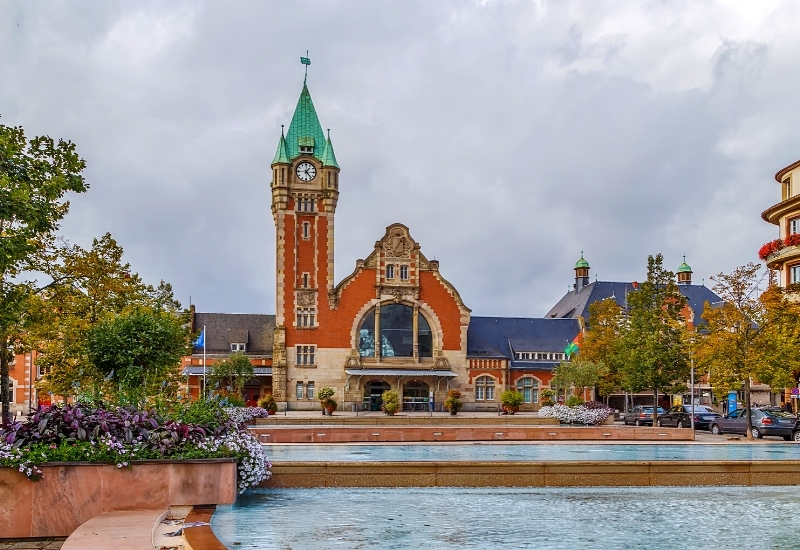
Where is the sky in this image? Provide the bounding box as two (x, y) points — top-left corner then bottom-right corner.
(1, 1), (798, 317)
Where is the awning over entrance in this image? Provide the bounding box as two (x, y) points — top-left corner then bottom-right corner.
(345, 369), (457, 378)
(181, 366), (273, 377)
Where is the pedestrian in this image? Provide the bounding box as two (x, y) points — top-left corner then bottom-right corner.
(785, 401), (793, 414)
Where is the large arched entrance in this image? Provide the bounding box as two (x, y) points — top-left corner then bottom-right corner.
(363, 380), (391, 411)
(403, 380), (430, 411)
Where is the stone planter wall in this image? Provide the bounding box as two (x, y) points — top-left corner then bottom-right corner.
(0, 458), (237, 539)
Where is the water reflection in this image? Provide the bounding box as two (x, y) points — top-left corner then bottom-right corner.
(212, 487), (800, 549)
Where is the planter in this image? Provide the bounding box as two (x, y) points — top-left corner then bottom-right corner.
(0, 458), (237, 539)
(502, 405), (520, 415)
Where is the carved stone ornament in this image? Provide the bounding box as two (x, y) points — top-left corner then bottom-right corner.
(364, 254), (378, 269)
(345, 349), (361, 368)
(434, 355), (450, 369)
(296, 290), (316, 307)
(327, 290), (339, 310)
(376, 286), (420, 302)
(383, 228), (412, 259)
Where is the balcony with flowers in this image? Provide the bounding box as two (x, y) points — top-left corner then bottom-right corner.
(758, 234), (800, 267)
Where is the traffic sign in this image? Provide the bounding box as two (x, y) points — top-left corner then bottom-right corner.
(792, 388), (799, 396)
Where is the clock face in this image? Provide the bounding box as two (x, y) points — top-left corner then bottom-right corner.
(296, 162), (316, 182)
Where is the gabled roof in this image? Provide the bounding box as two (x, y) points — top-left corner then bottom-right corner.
(467, 317), (581, 365)
(284, 83), (326, 161)
(192, 313), (276, 355)
(545, 281), (722, 326)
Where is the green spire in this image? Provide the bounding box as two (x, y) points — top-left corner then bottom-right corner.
(677, 254), (692, 273)
(284, 83), (326, 161)
(575, 251), (590, 269)
(272, 125), (290, 164)
(320, 129), (339, 169)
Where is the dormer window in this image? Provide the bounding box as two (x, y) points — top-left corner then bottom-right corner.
(231, 343), (246, 352)
(299, 145), (313, 154)
(298, 136), (315, 155)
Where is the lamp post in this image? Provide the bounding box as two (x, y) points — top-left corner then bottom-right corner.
(690, 355), (695, 431)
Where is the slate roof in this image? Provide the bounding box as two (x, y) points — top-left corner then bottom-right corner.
(467, 317), (581, 370)
(192, 313), (275, 355)
(544, 281), (722, 326)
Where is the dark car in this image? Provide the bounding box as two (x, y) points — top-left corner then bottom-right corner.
(623, 405), (666, 426)
(658, 405), (721, 430)
(709, 408), (799, 440)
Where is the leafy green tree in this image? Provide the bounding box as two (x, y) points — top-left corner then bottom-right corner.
(552, 359), (608, 401)
(27, 234), (180, 400)
(579, 298), (625, 402)
(209, 353), (255, 399)
(86, 308), (191, 407)
(618, 254), (690, 424)
(1, 121), (87, 421)
(696, 264), (800, 439)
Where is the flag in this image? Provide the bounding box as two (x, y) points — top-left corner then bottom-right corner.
(300, 56), (311, 65)
(564, 332), (583, 358)
(193, 329), (205, 348)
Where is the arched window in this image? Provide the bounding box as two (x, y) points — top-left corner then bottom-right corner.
(516, 377), (539, 404)
(475, 376), (495, 401)
(357, 304), (433, 358)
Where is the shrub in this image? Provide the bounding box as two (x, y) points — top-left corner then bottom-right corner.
(317, 387), (335, 401)
(224, 395), (246, 408)
(500, 390), (524, 412)
(566, 395), (584, 407)
(381, 390), (400, 415)
(323, 398), (338, 413)
(257, 394), (278, 415)
(444, 389), (463, 415)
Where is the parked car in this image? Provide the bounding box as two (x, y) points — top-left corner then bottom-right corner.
(658, 405), (721, 430)
(623, 406), (666, 426)
(709, 408), (799, 440)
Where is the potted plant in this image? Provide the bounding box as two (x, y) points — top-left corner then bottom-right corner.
(381, 389), (400, 415)
(324, 397), (338, 415)
(500, 389), (524, 414)
(541, 388), (556, 407)
(444, 389), (463, 416)
(317, 387), (335, 416)
(257, 393), (278, 415)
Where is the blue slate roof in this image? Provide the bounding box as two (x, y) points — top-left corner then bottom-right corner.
(467, 317), (581, 369)
(544, 281), (722, 326)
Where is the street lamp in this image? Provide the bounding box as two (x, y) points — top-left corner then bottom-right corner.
(690, 354), (695, 431)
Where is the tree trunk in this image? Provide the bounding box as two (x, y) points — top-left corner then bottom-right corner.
(744, 378), (753, 440)
(653, 387), (659, 425)
(1, 337), (10, 424)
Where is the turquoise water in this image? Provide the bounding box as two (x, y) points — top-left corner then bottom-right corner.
(212, 486), (800, 549)
(263, 442), (800, 462)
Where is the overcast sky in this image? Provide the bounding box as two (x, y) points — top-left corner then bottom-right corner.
(2, 1), (797, 316)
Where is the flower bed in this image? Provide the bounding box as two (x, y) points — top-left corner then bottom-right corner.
(224, 406), (270, 425)
(758, 234), (800, 261)
(537, 401), (613, 425)
(1, 401), (270, 494)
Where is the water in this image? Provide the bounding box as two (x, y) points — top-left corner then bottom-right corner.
(212, 486), (800, 549)
(263, 442), (800, 462)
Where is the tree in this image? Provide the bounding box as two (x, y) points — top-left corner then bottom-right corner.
(86, 308), (191, 407)
(618, 254), (690, 424)
(552, 359), (608, 401)
(1, 121), (87, 422)
(695, 264), (800, 439)
(209, 353), (255, 399)
(580, 298), (625, 402)
(26, 234), (181, 400)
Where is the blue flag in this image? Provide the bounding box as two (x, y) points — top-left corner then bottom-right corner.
(193, 329), (205, 348)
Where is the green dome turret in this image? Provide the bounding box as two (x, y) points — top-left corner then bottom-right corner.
(677, 256), (692, 273)
(575, 252), (590, 270)
(677, 255), (693, 285)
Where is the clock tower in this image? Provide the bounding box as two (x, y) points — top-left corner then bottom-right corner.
(270, 70), (340, 401)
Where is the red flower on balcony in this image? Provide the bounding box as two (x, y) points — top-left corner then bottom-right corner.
(759, 235), (800, 261)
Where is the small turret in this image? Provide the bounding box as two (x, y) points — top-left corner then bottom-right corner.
(574, 252), (590, 291)
(677, 255), (693, 285)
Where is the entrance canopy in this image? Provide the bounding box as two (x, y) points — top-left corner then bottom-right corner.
(345, 369), (456, 378)
(182, 366), (273, 377)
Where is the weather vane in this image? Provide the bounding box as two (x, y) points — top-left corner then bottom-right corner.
(300, 50), (310, 82)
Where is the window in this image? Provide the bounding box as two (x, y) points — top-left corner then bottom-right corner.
(296, 345), (315, 366)
(302, 273), (309, 288)
(296, 308), (315, 328)
(791, 265), (800, 284)
(400, 265), (409, 280)
(299, 145), (314, 154)
(790, 217), (800, 235)
(306, 382), (315, 400)
(302, 222), (310, 240)
(296, 382), (304, 399)
(786, 178), (792, 200)
(327, 172), (331, 188)
(386, 264), (395, 279)
(516, 377), (539, 404)
(358, 304), (433, 358)
(230, 343), (246, 352)
(281, 168), (285, 184)
(475, 376), (495, 401)
(296, 198), (315, 213)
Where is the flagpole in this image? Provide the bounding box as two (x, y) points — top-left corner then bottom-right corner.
(202, 325), (206, 400)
